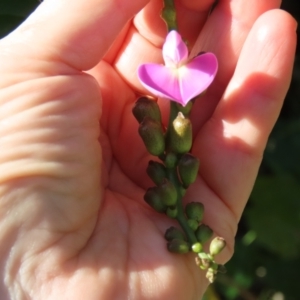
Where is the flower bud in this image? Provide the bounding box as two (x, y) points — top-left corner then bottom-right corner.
(146, 161), (166, 185)
(195, 224), (213, 244)
(166, 207), (178, 218)
(132, 97), (162, 123)
(178, 154), (200, 187)
(138, 117), (165, 156)
(185, 202), (204, 223)
(187, 219), (198, 231)
(144, 187), (166, 213)
(209, 237), (226, 256)
(164, 226), (186, 241)
(167, 112), (192, 154)
(191, 242), (203, 253)
(167, 239), (190, 254)
(158, 179), (177, 206)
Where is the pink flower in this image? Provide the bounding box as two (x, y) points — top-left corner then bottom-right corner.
(137, 31), (218, 107)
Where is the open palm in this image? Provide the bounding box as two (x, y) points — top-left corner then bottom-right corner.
(0, 0), (296, 299)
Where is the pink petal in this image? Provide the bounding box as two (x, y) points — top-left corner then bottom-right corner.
(137, 52), (218, 106)
(178, 52), (218, 106)
(163, 31), (188, 68)
(138, 64), (182, 103)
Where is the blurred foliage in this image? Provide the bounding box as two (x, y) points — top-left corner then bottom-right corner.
(0, 0), (299, 299)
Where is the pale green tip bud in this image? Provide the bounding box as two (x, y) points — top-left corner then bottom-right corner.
(167, 239), (189, 254)
(158, 179), (177, 206)
(191, 242), (203, 253)
(164, 226), (187, 242)
(185, 202), (204, 223)
(178, 154), (200, 187)
(144, 187), (166, 213)
(146, 161), (166, 185)
(195, 224), (213, 244)
(209, 237), (226, 256)
(167, 112), (192, 154)
(187, 219), (198, 231)
(138, 117), (165, 156)
(132, 97), (161, 123)
(166, 207), (178, 218)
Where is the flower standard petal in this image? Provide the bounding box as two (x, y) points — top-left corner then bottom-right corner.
(163, 31), (188, 68)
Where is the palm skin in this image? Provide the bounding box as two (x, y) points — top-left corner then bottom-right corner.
(0, 0), (296, 299)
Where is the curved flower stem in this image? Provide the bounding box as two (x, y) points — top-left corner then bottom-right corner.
(162, 0), (177, 32)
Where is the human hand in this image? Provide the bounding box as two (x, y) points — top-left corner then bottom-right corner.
(0, 0), (296, 299)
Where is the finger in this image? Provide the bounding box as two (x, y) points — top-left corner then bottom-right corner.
(190, 0), (282, 131)
(1, 0), (149, 70)
(114, 0), (215, 91)
(193, 9), (297, 220)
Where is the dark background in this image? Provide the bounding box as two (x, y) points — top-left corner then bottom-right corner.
(1, 1), (299, 299)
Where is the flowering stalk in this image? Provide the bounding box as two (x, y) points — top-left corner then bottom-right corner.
(133, 0), (226, 283)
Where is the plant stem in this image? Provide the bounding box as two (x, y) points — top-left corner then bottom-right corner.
(162, 0), (177, 32)
(166, 165), (198, 245)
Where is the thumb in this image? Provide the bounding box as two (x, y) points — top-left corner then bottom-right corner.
(2, 0), (149, 70)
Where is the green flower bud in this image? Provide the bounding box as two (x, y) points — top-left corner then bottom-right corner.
(210, 237), (226, 256)
(167, 239), (190, 254)
(178, 154), (200, 187)
(138, 117), (165, 156)
(167, 112), (192, 154)
(146, 161), (166, 185)
(187, 219), (198, 231)
(164, 152), (178, 168)
(132, 97), (161, 123)
(166, 207), (178, 218)
(191, 242), (203, 253)
(158, 179), (177, 206)
(195, 224), (213, 244)
(144, 187), (166, 213)
(164, 226), (186, 241)
(185, 202), (204, 223)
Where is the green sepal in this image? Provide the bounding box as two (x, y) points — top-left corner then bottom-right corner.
(209, 237), (226, 257)
(143, 187), (166, 213)
(175, 101), (193, 117)
(165, 226), (187, 241)
(195, 224), (213, 244)
(178, 154), (200, 187)
(167, 112), (192, 154)
(138, 117), (165, 156)
(132, 97), (162, 123)
(167, 239), (190, 254)
(185, 202), (204, 223)
(158, 179), (177, 206)
(146, 161), (167, 185)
